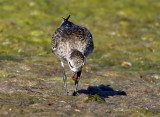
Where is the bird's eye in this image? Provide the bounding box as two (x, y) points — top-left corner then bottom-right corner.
(69, 62), (73, 68)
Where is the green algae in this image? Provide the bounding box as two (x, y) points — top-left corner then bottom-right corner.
(114, 108), (160, 117)
(85, 94), (105, 103)
(0, 104), (45, 117)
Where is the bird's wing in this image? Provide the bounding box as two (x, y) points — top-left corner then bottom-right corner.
(51, 30), (59, 51)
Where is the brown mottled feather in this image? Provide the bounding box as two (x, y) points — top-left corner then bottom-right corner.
(52, 18), (94, 61)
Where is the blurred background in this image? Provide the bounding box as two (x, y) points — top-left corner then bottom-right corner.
(0, 0), (160, 72)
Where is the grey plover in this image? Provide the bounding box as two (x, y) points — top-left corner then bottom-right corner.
(51, 15), (94, 95)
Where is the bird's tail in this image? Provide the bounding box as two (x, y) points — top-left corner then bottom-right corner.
(62, 15), (71, 22)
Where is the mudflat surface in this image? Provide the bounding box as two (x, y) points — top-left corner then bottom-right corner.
(0, 0), (160, 117)
(0, 61), (160, 117)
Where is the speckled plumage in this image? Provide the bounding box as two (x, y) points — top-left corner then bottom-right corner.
(52, 21), (94, 61)
(51, 15), (94, 95)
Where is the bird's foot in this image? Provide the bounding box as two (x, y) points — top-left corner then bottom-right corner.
(72, 91), (79, 96)
(63, 91), (69, 96)
(63, 87), (69, 96)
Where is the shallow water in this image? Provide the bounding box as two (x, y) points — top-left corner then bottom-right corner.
(0, 0), (160, 116)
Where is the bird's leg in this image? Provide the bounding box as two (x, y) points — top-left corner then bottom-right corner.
(61, 61), (68, 95)
(75, 80), (79, 93)
(73, 70), (81, 96)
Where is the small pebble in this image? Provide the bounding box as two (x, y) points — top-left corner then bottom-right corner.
(74, 109), (81, 112)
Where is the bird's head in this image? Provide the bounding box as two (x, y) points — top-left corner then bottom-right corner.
(61, 15), (73, 27)
(68, 49), (85, 73)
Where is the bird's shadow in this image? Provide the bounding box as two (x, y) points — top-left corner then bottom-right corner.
(78, 84), (127, 98)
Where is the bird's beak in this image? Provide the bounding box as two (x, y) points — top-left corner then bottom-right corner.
(71, 70), (81, 81)
(76, 70), (81, 79)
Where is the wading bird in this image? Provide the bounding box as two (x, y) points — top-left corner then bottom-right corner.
(51, 15), (94, 96)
